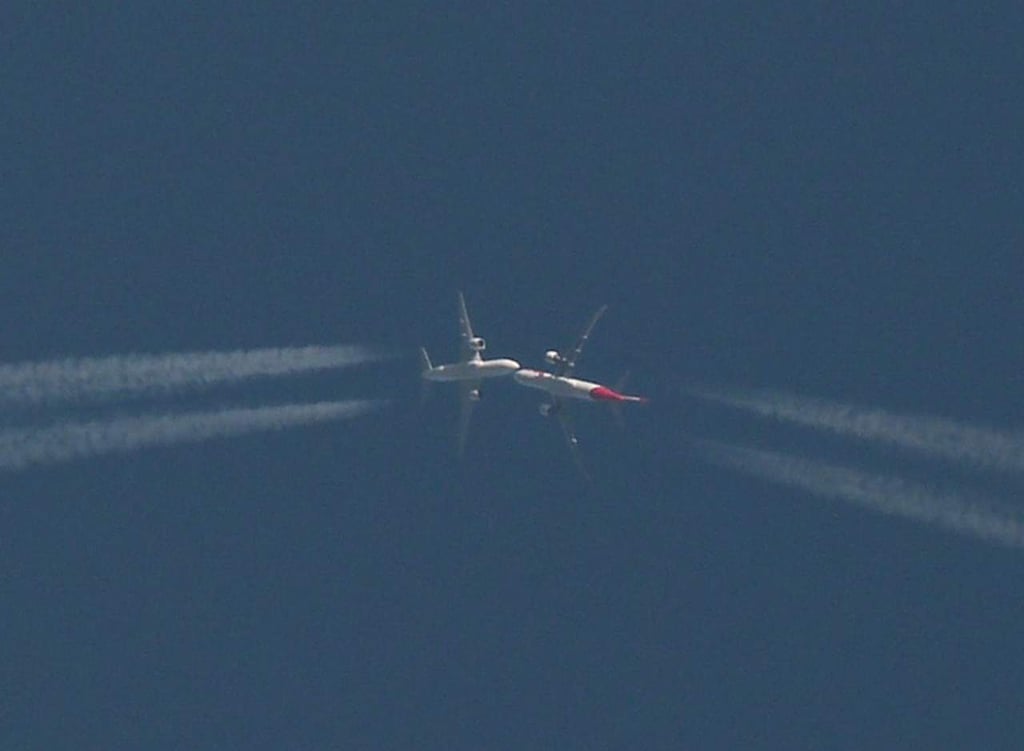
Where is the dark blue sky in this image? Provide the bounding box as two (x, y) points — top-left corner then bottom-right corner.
(3, 4), (1024, 749)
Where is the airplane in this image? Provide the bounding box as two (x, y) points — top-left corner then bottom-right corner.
(420, 291), (521, 457)
(513, 304), (647, 479)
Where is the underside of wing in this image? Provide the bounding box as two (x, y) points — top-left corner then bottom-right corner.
(456, 378), (481, 458)
(555, 401), (591, 482)
(557, 304), (608, 377)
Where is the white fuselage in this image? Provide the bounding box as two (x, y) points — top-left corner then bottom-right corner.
(513, 369), (602, 400)
(423, 358), (521, 382)
(513, 368), (646, 403)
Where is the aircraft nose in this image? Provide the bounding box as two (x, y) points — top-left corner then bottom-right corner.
(505, 359), (522, 373)
(513, 369), (530, 383)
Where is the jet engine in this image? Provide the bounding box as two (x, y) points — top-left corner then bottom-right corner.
(544, 350), (562, 365)
(469, 389), (481, 401)
(469, 337), (486, 352)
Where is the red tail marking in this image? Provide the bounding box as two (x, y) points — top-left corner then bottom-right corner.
(589, 386), (626, 402)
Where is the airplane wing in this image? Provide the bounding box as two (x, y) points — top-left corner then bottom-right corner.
(457, 291), (480, 362)
(556, 304), (608, 377)
(456, 378), (481, 458)
(553, 400), (591, 482)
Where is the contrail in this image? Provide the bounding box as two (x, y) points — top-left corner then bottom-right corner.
(0, 346), (386, 408)
(686, 385), (1024, 475)
(0, 399), (385, 472)
(691, 438), (1024, 549)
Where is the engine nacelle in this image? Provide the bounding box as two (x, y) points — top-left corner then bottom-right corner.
(538, 402), (553, 417)
(544, 350), (562, 365)
(469, 337), (486, 352)
(469, 389), (481, 402)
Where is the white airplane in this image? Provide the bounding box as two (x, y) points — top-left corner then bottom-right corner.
(420, 291), (521, 457)
(513, 304), (647, 479)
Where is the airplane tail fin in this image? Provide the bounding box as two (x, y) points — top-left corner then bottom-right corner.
(610, 372), (630, 429)
(614, 371), (648, 402)
(610, 372), (646, 427)
(610, 404), (625, 429)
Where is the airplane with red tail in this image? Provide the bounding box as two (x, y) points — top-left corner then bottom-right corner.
(513, 304), (647, 479)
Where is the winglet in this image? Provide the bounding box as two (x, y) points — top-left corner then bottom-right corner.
(558, 304), (609, 377)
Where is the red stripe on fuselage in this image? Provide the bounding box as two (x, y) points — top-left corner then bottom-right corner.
(589, 386), (626, 402)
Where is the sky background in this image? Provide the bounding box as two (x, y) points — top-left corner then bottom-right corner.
(3, 3), (1024, 749)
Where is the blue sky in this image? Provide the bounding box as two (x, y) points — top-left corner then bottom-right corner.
(3, 4), (1024, 749)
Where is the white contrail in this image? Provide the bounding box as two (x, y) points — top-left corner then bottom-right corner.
(691, 438), (1024, 549)
(0, 399), (385, 472)
(686, 385), (1024, 475)
(0, 346), (386, 408)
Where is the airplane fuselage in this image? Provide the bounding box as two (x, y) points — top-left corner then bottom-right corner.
(513, 369), (645, 402)
(423, 358), (521, 382)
